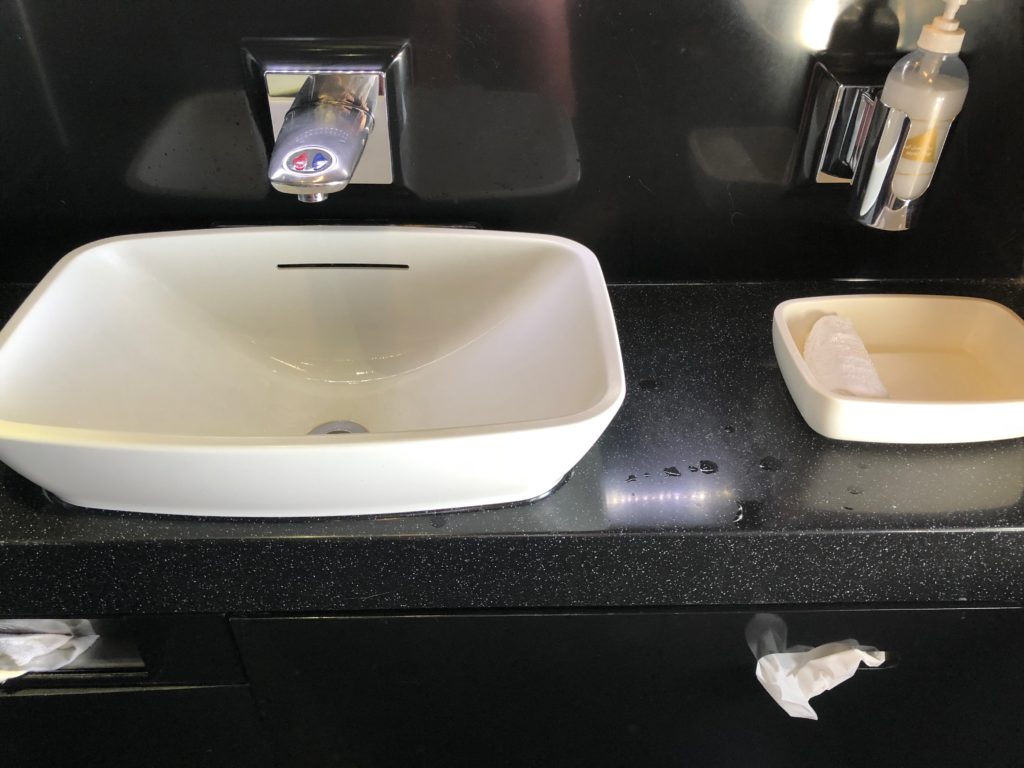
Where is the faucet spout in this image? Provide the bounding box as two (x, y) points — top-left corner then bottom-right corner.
(268, 73), (378, 202)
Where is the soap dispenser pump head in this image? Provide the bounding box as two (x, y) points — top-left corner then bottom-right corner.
(942, 0), (968, 20)
(918, 0), (970, 54)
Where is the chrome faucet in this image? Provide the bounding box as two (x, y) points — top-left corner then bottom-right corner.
(244, 39), (408, 204)
(268, 73), (378, 203)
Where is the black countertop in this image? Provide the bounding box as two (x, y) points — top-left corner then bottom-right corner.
(1, 279), (1022, 616)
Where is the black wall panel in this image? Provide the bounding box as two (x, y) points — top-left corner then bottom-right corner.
(2, 1), (1022, 281)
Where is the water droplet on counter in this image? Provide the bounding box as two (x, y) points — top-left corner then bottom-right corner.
(842, 505), (854, 511)
(733, 502), (744, 523)
(847, 486), (863, 495)
(687, 465), (698, 472)
(638, 378), (659, 391)
(643, 472), (651, 477)
(723, 425), (735, 434)
(759, 456), (781, 471)
(626, 474), (637, 482)
(698, 460), (718, 474)
(663, 466), (681, 477)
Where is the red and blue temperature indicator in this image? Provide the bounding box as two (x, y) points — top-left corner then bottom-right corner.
(286, 149), (332, 173)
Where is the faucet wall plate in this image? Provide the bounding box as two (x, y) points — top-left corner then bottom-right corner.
(242, 39), (409, 189)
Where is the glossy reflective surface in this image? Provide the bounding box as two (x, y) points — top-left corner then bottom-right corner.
(2, 0), (1022, 281)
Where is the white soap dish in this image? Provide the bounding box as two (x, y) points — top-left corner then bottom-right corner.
(772, 294), (1024, 444)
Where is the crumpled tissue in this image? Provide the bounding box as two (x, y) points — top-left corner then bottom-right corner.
(0, 619), (98, 683)
(746, 613), (886, 720)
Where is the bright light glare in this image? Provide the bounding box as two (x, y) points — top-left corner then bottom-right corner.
(798, 0), (840, 50)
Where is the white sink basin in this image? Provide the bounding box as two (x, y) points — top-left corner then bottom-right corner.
(0, 227), (624, 517)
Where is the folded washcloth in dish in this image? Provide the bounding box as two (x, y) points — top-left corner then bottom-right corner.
(803, 314), (889, 398)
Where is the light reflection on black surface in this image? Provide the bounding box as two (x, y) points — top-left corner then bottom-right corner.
(792, 443), (1024, 517)
(603, 479), (741, 528)
(127, 91), (268, 200)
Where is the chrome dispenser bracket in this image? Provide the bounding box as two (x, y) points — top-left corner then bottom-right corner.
(798, 61), (885, 185)
(797, 57), (926, 231)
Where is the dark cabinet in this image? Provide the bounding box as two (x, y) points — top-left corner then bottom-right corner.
(6, 609), (1022, 766)
(0, 615), (271, 767)
(232, 608), (1024, 768)
(0, 684), (271, 767)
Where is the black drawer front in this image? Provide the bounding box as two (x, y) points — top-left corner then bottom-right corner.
(0, 684), (271, 768)
(233, 608), (1024, 768)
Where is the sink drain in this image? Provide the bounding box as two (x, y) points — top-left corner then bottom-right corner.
(309, 420), (369, 435)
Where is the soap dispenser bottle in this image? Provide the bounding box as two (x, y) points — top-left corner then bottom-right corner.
(881, 0), (970, 199)
(850, 0), (970, 229)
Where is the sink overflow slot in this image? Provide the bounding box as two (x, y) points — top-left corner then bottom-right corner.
(309, 420), (369, 435)
(278, 263), (409, 270)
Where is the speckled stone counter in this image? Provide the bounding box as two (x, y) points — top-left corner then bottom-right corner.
(0, 279), (1022, 616)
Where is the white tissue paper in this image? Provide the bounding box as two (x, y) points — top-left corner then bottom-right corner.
(0, 618), (99, 683)
(803, 314), (889, 398)
(746, 613), (886, 720)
